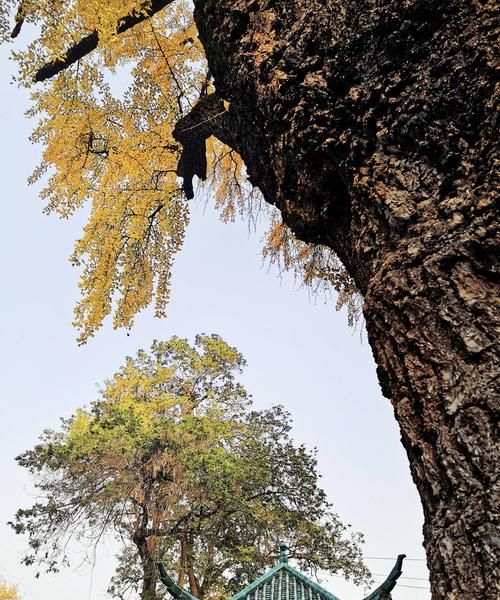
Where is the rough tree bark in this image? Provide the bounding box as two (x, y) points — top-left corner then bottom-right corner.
(187, 1), (499, 599)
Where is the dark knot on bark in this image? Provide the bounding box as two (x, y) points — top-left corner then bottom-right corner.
(173, 93), (226, 199)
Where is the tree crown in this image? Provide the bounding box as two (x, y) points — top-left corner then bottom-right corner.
(11, 335), (370, 598)
(1, 0), (359, 344)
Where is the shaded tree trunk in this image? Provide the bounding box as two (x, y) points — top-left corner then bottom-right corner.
(136, 536), (158, 600)
(191, 1), (499, 598)
(178, 537), (202, 597)
(141, 557), (159, 600)
(134, 516), (158, 600)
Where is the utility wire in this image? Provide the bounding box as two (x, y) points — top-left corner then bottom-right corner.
(395, 583), (430, 590)
(365, 556), (426, 561)
(363, 557), (430, 591)
(373, 573), (429, 582)
(372, 575), (430, 590)
(331, 573), (430, 591)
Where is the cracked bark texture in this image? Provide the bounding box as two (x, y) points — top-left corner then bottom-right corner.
(190, 1), (499, 598)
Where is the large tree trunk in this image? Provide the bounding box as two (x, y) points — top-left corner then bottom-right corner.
(192, 1), (499, 598)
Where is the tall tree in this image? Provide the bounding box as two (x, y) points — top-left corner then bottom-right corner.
(1, 1), (498, 598)
(10, 335), (369, 600)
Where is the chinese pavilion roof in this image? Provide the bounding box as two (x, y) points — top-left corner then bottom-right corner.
(158, 543), (406, 600)
(229, 551), (342, 600)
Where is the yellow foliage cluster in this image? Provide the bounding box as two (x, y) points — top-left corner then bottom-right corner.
(3, 0), (359, 342)
(0, 579), (21, 600)
(262, 215), (361, 325)
(10, 0), (212, 342)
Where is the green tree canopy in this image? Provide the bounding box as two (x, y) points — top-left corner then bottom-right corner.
(10, 334), (370, 599)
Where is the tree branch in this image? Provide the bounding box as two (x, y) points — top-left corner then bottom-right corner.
(34, 0), (174, 82)
(11, 1), (26, 38)
(173, 93), (229, 199)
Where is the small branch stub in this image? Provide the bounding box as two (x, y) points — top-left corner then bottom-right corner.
(173, 93), (227, 199)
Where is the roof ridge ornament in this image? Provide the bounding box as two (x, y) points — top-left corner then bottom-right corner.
(278, 541), (289, 564)
(157, 562), (200, 600)
(361, 555), (406, 600)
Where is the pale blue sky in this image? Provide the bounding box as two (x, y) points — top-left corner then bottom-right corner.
(0, 39), (430, 600)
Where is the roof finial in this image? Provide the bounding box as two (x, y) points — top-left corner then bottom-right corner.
(362, 554), (406, 600)
(278, 541), (289, 564)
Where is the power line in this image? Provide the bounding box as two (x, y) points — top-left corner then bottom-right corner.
(396, 583), (430, 590)
(373, 573), (429, 582)
(331, 573), (430, 592)
(365, 556), (426, 562)
(372, 574), (430, 590)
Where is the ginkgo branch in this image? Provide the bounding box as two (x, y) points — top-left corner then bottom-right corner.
(34, 0), (175, 82)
